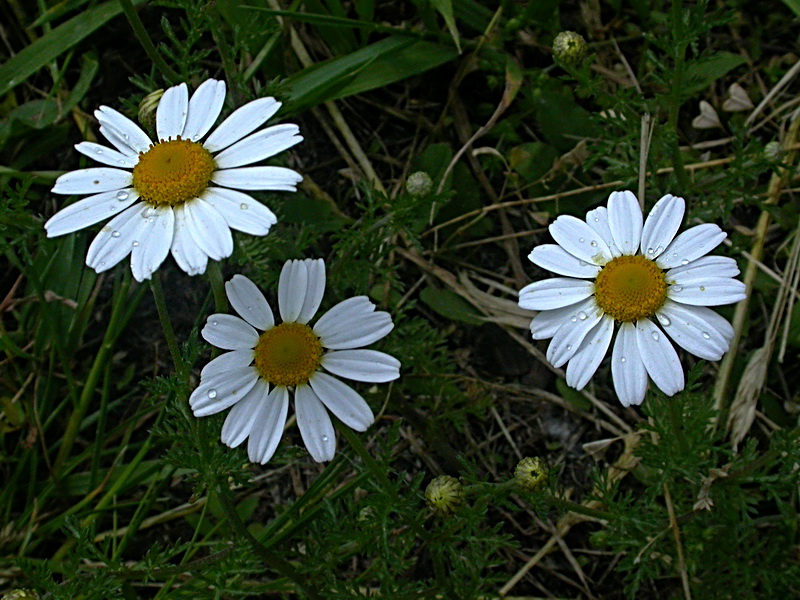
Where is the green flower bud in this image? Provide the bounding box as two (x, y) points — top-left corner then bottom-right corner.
(405, 171), (433, 197)
(553, 31), (588, 65)
(514, 457), (548, 491)
(764, 141), (783, 161)
(2, 590), (40, 600)
(138, 89), (164, 131)
(425, 475), (463, 515)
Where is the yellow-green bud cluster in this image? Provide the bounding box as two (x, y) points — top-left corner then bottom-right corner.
(405, 171), (433, 197)
(138, 88), (165, 131)
(514, 457), (548, 491)
(2, 590), (40, 600)
(424, 475), (463, 515)
(552, 31), (588, 65)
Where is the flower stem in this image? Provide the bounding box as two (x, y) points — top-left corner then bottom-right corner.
(336, 421), (397, 500)
(206, 260), (228, 313)
(119, 0), (180, 81)
(150, 272), (186, 378)
(667, 0), (689, 189)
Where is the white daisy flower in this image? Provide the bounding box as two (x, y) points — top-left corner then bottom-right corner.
(518, 191), (746, 407)
(44, 79), (303, 282)
(189, 259), (400, 464)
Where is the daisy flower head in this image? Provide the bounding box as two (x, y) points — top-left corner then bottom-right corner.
(189, 259), (400, 464)
(45, 79), (303, 282)
(518, 191), (746, 407)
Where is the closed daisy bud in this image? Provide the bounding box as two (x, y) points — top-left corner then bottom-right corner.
(514, 457), (548, 491)
(2, 591), (40, 600)
(425, 475), (463, 515)
(553, 31), (587, 65)
(406, 171), (433, 197)
(138, 88), (164, 130)
(764, 141), (783, 161)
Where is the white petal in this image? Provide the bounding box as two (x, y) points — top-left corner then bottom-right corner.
(585, 206), (621, 258)
(297, 259), (325, 324)
(322, 349), (400, 383)
(278, 259), (308, 323)
(549, 215), (613, 264)
(309, 371), (374, 431)
(52, 168), (132, 195)
(201, 349), (254, 380)
(607, 190), (643, 255)
(635, 318), (684, 396)
(130, 206), (174, 282)
(546, 305), (604, 368)
(183, 199), (234, 261)
(189, 366), (259, 417)
(656, 224), (726, 269)
(314, 297), (394, 349)
(99, 125), (140, 158)
(295, 384), (336, 462)
(183, 79), (226, 142)
(95, 106), (152, 153)
(667, 255), (740, 282)
(518, 278), (595, 311)
(226, 274), (274, 330)
(667, 277), (747, 306)
(220, 378), (268, 448)
(528, 244), (601, 278)
(85, 203), (148, 273)
(45, 189), (138, 237)
(611, 322), (648, 407)
(74, 141), (138, 168)
(204, 97), (282, 152)
(657, 300), (733, 361)
(201, 314), (259, 350)
(565, 315), (614, 389)
(528, 297), (597, 340)
(200, 187), (277, 236)
(640, 194), (684, 259)
(156, 83), (188, 141)
(213, 124), (303, 169)
(211, 166), (303, 192)
(247, 384), (289, 464)
(170, 204), (208, 276)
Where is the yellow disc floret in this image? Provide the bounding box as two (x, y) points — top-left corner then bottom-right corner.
(132, 138), (215, 207)
(594, 255), (667, 322)
(254, 322), (323, 387)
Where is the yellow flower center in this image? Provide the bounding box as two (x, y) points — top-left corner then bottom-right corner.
(132, 138), (215, 207)
(594, 255), (667, 322)
(254, 322), (323, 387)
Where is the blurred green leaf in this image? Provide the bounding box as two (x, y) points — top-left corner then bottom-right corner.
(430, 0), (462, 52)
(780, 0), (800, 18)
(683, 52), (747, 96)
(420, 287), (483, 325)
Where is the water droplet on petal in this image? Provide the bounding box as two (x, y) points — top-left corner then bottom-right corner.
(111, 230), (121, 238)
(116, 190), (129, 200)
(142, 207), (157, 218)
(655, 245), (663, 254)
(571, 316), (578, 323)
(579, 237), (585, 243)
(672, 284), (683, 292)
(211, 320), (218, 326)
(651, 331), (660, 341)
(647, 247), (654, 255)
(590, 240), (597, 247)
(101, 225), (112, 232)
(99, 261), (106, 267)
(702, 331), (711, 339)
(239, 203), (249, 210)
(321, 435), (329, 442)
(672, 252), (678, 259)
(578, 311), (588, 320)
(566, 345), (572, 351)
(207, 389), (217, 399)
(681, 259), (689, 265)
(620, 357), (627, 363)
(578, 260), (587, 267)
(699, 286), (706, 291)
(95, 148), (103, 154)
(594, 217), (599, 222)
(658, 314), (671, 326)
(132, 241), (140, 247)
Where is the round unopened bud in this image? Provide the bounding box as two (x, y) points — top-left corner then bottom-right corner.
(514, 457), (548, 491)
(425, 475), (463, 515)
(406, 171), (433, 196)
(138, 89), (164, 130)
(553, 31), (588, 65)
(2, 591), (40, 600)
(764, 141), (783, 162)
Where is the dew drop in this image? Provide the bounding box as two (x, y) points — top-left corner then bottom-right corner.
(578, 311), (588, 320)
(571, 316), (578, 323)
(672, 252), (678, 259)
(620, 357), (627, 363)
(95, 148), (103, 154)
(590, 240), (597, 247)
(132, 241), (140, 247)
(142, 207), (157, 218)
(578, 260), (587, 267)
(699, 286), (706, 291)
(651, 331), (660, 341)
(655, 245), (664, 254)
(579, 237), (585, 243)
(116, 190), (129, 201)
(111, 230), (121, 238)
(99, 261), (107, 267)
(239, 203), (249, 210)
(566, 345), (573, 351)
(647, 247), (654, 255)
(658, 314), (671, 327)
(93, 180), (100, 185)
(702, 331), (711, 339)
(681, 259), (689, 265)
(207, 389), (218, 399)
(672, 284), (683, 292)
(321, 435), (329, 442)
(101, 225), (112, 233)
(123, 133), (129, 140)
(211, 320), (218, 326)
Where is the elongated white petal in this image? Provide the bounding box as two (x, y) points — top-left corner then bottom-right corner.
(220, 378), (269, 448)
(278, 260), (308, 323)
(314, 297), (393, 349)
(189, 366), (259, 417)
(518, 278), (594, 311)
(528, 297), (597, 340)
(297, 259), (325, 324)
(322, 349), (400, 383)
(45, 189), (139, 237)
(656, 224), (726, 269)
(130, 205), (174, 281)
(546, 306), (604, 368)
(214, 124), (303, 169)
(170, 204), (208, 275)
(309, 371), (374, 431)
(668, 277), (747, 306)
(247, 384), (289, 464)
(611, 322), (648, 406)
(607, 190), (643, 255)
(52, 168), (132, 195)
(295, 384), (336, 462)
(226, 274), (274, 330)
(85, 203), (147, 273)
(635, 319), (683, 396)
(212, 166), (303, 191)
(550, 215), (612, 264)
(640, 194), (684, 259)
(201, 349), (254, 380)
(201, 187), (277, 236)
(99, 125), (140, 158)
(585, 206), (621, 258)
(201, 314), (259, 350)
(183, 79), (226, 142)
(528, 244), (601, 278)
(183, 199), (233, 261)
(95, 106), (152, 153)
(667, 255), (740, 282)
(565, 315), (614, 389)
(657, 300), (733, 361)
(74, 141), (138, 168)
(156, 83), (188, 141)
(204, 97), (282, 152)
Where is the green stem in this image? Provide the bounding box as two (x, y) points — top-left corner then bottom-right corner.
(667, 0), (689, 189)
(206, 260), (228, 313)
(150, 272), (186, 378)
(668, 396), (688, 456)
(336, 421), (397, 500)
(119, 0), (180, 81)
